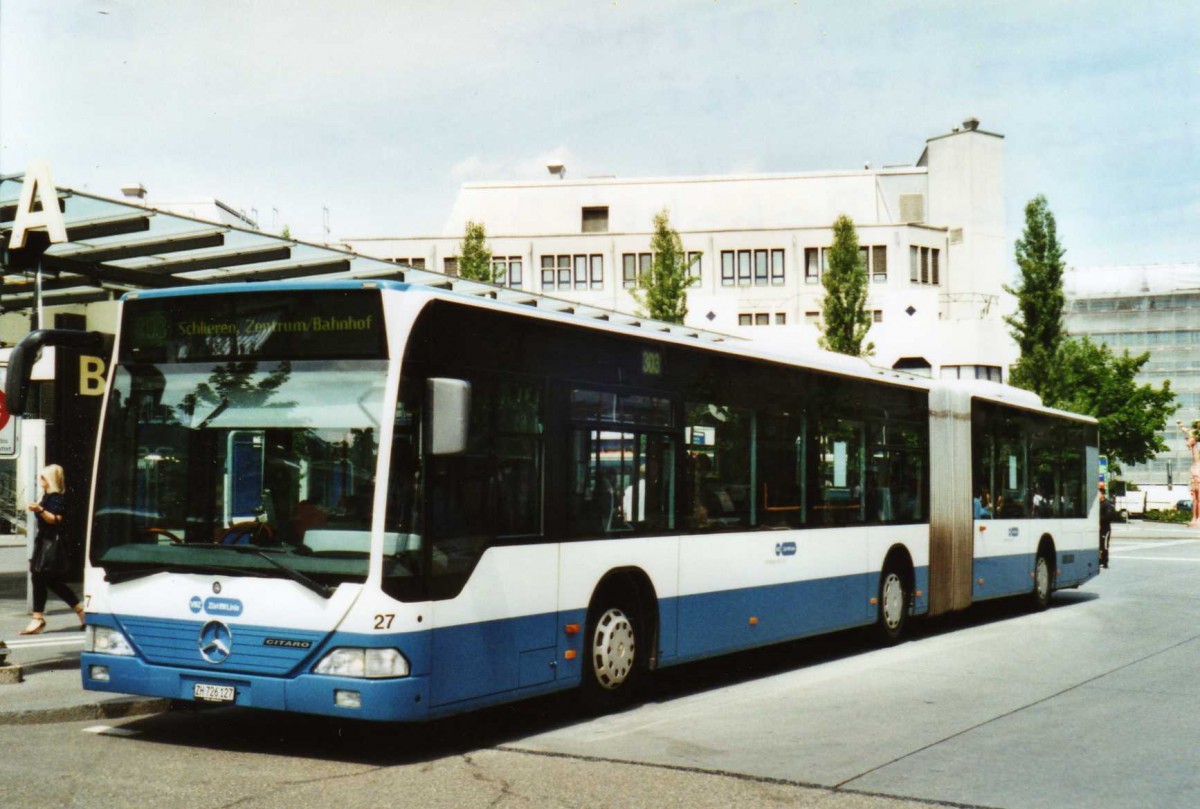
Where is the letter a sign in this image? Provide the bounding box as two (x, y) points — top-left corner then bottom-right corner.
(9, 160), (68, 249)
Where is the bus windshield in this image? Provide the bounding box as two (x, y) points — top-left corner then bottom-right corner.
(91, 359), (391, 589)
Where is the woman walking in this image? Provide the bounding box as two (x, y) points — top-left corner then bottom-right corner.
(19, 464), (85, 635)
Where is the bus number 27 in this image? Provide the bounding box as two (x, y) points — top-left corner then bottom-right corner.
(373, 614), (395, 630)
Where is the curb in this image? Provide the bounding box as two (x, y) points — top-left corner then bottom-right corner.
(0, 697), (170, 726)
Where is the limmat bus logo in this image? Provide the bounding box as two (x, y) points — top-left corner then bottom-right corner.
(204, 597), (244, 617)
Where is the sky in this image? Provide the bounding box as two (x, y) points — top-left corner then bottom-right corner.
(1, 0), (1197, 271)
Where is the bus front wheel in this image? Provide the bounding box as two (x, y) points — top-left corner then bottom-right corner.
(581, 594), (642, 712)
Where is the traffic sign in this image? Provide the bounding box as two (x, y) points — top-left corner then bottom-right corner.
(0, 390), (15, 458)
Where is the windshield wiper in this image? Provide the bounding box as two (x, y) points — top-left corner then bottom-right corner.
(229, 546), (334, 599)
(196, 397), (230, 429)
(106, 563), (247, 584)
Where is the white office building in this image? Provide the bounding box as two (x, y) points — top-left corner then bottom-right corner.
(1064, 263), (1200, 485)
(346, 118), (1015, 380)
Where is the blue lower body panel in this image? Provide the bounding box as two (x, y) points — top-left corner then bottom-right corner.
(82, 563), (938, 722)
(974, 549), (1100, 601)
(82, 651), (432, 721)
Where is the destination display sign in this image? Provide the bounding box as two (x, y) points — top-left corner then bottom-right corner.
(121, 290), (387, 363)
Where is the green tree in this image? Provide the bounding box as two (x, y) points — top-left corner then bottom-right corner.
(1005, 195), (1176, 467)
(1005, 195), (1065, 396)
(819, 214), (873, 356)
(1042, 337), (1176, 467)
(632, 208), (699, 324)
(457, 220), (495, 282)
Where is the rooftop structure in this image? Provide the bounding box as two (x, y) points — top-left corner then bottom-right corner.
(346, 118), (1015, 381)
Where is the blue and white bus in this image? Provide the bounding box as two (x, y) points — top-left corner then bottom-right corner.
(59, 280), (1098, 721)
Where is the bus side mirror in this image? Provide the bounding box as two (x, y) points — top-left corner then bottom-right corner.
(428, 378), (470, 455)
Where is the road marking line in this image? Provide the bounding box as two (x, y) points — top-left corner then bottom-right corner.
(1112, 556), (1200, 563)
(3, 636), (85, 649)
(83, 725), (139, 737)
(1111, 539), (1200, 550)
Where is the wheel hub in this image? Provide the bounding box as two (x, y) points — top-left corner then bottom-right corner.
(592, 608), (635, 690)
(882, 573), (904, 630)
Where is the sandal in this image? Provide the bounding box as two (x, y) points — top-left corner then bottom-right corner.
(18, 619), (46, 635)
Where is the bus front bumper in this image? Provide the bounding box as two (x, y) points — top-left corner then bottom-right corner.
(81, 653), (431, 722)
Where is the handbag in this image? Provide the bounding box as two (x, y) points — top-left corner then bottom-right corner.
(31, 498), (70, 577)
(32, 533), (68, 577)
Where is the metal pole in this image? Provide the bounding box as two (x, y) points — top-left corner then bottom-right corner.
(32, 257), (44, 331)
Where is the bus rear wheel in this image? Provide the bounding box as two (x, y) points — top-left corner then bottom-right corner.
(876, 566), (909, 645)
(1031, 552), (1053, 611)
(580, 595), (642, 712)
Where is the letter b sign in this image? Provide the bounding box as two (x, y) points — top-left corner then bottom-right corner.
(79, 355), (106, 396)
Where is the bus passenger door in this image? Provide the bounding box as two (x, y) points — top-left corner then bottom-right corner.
(225, 430), (265, 524)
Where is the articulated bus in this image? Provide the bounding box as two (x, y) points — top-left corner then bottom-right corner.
(34, 280), (1097, 721)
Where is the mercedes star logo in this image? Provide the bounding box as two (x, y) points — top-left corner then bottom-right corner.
(198, 620), (233, 664)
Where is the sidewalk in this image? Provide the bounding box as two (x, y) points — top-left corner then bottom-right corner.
(0, 572), (167, 725)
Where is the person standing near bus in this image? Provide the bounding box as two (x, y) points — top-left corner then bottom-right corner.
(1099, 484), (1113, 569)
(19, 464), (85, 635)
(1177, 421), (1200, 528)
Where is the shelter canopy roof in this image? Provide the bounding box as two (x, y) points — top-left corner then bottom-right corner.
(0, 174), (729, 344)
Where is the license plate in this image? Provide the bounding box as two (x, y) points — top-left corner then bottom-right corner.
(193, 683), (236, 703)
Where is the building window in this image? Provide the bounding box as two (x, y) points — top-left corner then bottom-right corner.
(859, 245), (888, 282)
(492, 256), (523, 287)
(738, 312), (787, 326)
(721, 249), (785, 287)
(873, 310), (883, 323)
(543, 254), (604, 291)
(388, 257), (426, 269)
(909, 246), (941, 285)
(805, 247), (825, 283)
(623, 253), (651, 289)
(941, 365), (1002, 383)
(582, 206), (609, 233)
(805, 310), (820, 325)
(721, 252), (735, 286)
(444, 257), (459, 276)
(687, 251), (703, 280)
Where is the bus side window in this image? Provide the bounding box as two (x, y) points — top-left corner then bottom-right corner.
(757, 411), (805, 528)
(685, 403), (753, 530)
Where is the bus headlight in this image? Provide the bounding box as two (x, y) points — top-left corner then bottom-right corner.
(313, 648), (409, 679)
(85, 626), (135, 656)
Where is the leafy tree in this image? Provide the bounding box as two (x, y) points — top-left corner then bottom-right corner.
(1005, 195), (1065, 396)
(457, 220), (495, 282)
(280, 225), (292, 240)
(632, 208), (699, 324)
(1042, 337), (1176, 467)
(819, 214), (873, 356)
(1005, 195), (1177, 467)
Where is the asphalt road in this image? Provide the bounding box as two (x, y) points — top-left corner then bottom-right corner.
(0, 523), (1197, 809)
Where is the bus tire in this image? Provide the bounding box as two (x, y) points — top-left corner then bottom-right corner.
(580, 592), (642, 713)
(1031, 551), (1054, 612)
(876, 564), (909, 645)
